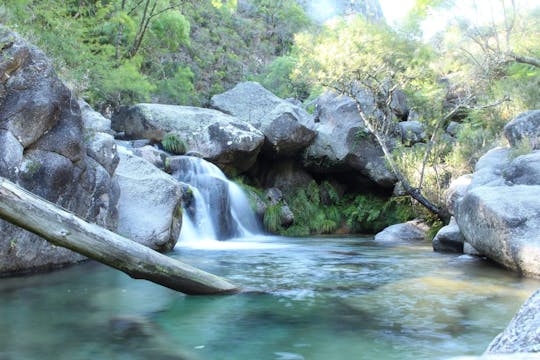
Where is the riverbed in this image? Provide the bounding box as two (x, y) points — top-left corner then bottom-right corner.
(0, 236), (538, 359)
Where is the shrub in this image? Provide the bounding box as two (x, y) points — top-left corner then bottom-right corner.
(161, 133), (187, 155)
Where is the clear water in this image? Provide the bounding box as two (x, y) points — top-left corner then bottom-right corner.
(0, 236), (538, 360)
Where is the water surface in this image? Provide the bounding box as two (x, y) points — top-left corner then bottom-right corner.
(0, 236), (537, 360)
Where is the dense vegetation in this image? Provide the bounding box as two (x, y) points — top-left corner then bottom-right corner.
(2, 0), (539, 235)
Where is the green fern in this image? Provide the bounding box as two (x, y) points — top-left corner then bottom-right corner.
(263, 204), (283, 233)
(161, 133), (187, 155)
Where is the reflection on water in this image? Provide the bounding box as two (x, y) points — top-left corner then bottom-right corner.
(0, 236), (538, 360)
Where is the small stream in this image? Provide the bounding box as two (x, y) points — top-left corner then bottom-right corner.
(1, 235), (538, 360)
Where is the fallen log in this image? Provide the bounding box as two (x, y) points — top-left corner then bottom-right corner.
(0, 177), (239, 295)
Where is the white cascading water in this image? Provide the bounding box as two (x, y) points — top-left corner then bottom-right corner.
(172, 156), (261, 245)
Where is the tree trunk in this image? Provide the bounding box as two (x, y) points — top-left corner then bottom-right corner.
(0, 177), (239, 295)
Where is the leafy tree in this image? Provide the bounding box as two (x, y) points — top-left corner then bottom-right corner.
(293, 16), (454, 219)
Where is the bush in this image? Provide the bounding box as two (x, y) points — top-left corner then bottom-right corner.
(161, 133), (187, 155)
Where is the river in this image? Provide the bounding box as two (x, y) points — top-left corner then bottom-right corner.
(0, 235), (538, 359)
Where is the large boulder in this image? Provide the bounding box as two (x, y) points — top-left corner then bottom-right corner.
(112, 104), (264, 172)
(503, 110), (540, 150)
(486, 289), (540, 354)
(453, 135), (540, 275)
(456, 185), (540, 276)
(210, 82), (316, 158)
(0, 27), (119, 274)
(302, 92), (397, 188)
(114, 147), (183, 252)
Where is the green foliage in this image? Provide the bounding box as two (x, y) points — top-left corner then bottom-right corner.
(510, 139), (535, 159)
(161, 133), (187, 155)
(257, 55), (310, 99)
(277, 180), (415, 236)
(3, 0), (190, 110)
(155, 65), (197, 105)
(263, 204), (282, 233)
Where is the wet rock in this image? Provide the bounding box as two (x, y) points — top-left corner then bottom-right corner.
(211, 82), (316, 158)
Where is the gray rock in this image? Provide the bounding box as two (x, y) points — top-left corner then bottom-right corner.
(112, 103), (264, 172)
(503, 151), (540, 185)
(446, 121), (462, 137)
(486, 289), (540, 353)
(374, 220), (428, 242)
(432, 217), (464, 253)
(445, 174), (472, 215)
(455, 185), (540, 277)
(302, 92), (397, 188)
(254, 159), (314, 196)
(78, 99), (113, 134)
(504, 110), (540, 149)
(399, 120), (426, 145)
(264, 188), (283, 206)
(469, 148), (510, 189)
(114, 147), (183, 252)
(210, 82), (316, 158)
(131, 145), (168, 170)
(85, 132), (119, 175)
(390, 89), (409, 120)
(0, 130), (23, 181)
(279, 205), (294, 227)
(463, 242), (481, 256)
(0, 27), (118, 274)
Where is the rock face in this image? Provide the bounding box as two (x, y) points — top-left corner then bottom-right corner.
(374, 220), (428, 242)
(302, 91), (397, 188)
(503, 110), (540, 149)
(0, 27), (119, 274)
(452, 110), (540, 276)
(399, 120), (425, 145)
(251, 159), (314, 196)
(486, 289), (540, 353)
(210, 82), (316, 158)
(114, 147), (183, 252)
(112, 103), (264, 172)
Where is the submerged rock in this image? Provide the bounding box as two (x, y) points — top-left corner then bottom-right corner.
(0, 26), (118, 274)
(210, 81), (316, 158)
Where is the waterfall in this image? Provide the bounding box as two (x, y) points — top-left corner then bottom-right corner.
(172, 156), (261, 243)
